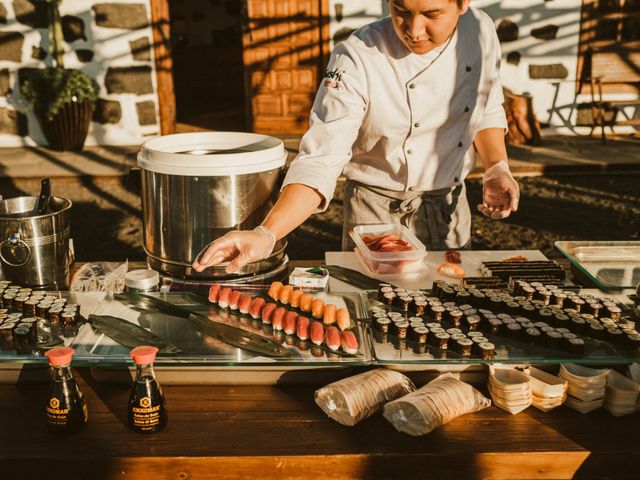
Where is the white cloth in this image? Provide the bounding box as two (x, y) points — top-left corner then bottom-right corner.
(283, 7), (507, 210)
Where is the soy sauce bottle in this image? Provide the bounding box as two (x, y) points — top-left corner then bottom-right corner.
(128, 346), (167, 434)
(44, 347), (88, 433)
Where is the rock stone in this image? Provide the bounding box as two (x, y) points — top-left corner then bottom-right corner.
(529, 63), (569, 79)
(0, 3), (7, 24)
(531, 24), (559, 40)
(0, 69), (10, 96)
(76, 49), (94, 63)
(136, 100), (156, 125)
(0, 107), (27, 135)
(105, 66), (153, 95)
(129, 37), (151, 61)
(93, 3), (149, 30)
(13, 0), (48, 28)
(507, 51), (521, 66)
(62, 15), (87, 43)
(31, 45), (46, 60)
(497, 19), (519, 43)
(92, 99), (122, 124)
(0, 31), (24, 62)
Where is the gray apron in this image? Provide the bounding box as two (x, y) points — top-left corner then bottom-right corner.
(342, 180), (471, 251)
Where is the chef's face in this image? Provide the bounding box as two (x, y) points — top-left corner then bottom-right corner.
(390, 0), (470, 54)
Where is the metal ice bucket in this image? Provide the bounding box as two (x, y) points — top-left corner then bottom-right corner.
(0, 196), (72, 289)
(138, 132), (288, 279)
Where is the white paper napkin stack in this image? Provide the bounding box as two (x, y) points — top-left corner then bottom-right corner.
(559, 363), (609, 414)
(527, 366), (568, 412)
(488, 365), (532, 414)
(604, 370), (640, 417)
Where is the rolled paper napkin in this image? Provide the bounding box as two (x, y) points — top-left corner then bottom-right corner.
(315, 369), (416, 426)
(383, 373), (491, 436)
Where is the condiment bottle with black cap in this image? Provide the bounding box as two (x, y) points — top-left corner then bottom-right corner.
(128, 346), (167, 434)
(44, 347), (88, 433)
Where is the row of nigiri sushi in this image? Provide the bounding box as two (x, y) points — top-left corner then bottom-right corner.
(207, 284), (359, 354)
(266, 282), (351, 331)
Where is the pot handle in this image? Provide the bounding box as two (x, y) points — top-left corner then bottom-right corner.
(0, 233), (31, 267)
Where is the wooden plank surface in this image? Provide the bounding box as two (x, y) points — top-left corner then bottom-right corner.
(1, 372), (639, 479)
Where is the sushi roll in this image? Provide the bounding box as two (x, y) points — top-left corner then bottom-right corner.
(322, 304), (337, 325)
(249, 297), (266, 319)
(228, 290), (242, 310)
(455, 338), (473, 356)
(218, 287), (232, 309)
(208, 284), (222, 303)
(568, 337), (585, 355)
(310, 321), (324, 345)
(325, 326), (341, 351)
(375, 317), (391, 333)
(434, 332), (450, 350)
(413, 301), (427, 316)
(340, 330), (359, 354)
(397, 296), (412, 312)
(392, 321), (409, 339)
(290, 289), (304, 308)
(268, 282), (283, 301)
(412, 326), (429, 343)
(272, 307), (287, 331)
(261, 303), (277, 324)
(299, 293), (314, 313)
(296, 316), (310, 341)
(283, 311), (298, 335)
(311, 298), (325, 319)
(238, 294), (252, 315)
(336, 308), (350, 331)
(478, 342), (495, 360)
(279, 285), (294, 305)
(430, 305), (445, 322)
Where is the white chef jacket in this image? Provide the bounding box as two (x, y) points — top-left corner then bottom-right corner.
(282, 7), (507, 210)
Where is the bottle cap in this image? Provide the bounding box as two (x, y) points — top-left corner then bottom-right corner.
(130, 346), (159, 365)
(45, 347), (75, 366)
(125, 269), (160, 290)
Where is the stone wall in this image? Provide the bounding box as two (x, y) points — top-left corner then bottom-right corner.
(0, 0), (160, 147)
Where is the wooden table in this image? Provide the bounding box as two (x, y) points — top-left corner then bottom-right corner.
(1, 371), (638, 479)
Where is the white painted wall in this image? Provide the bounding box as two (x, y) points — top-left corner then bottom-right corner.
(0, 0), (160, 147)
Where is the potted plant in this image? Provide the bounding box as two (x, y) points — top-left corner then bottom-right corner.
(19, 0), (98, 151)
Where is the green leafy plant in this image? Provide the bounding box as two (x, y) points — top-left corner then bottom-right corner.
(18, 0), (98, 122)
(20, 68), (98, 122)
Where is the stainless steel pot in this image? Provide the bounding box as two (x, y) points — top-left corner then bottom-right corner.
(138, 132), (288, 279)
(0, 196), (71, 289)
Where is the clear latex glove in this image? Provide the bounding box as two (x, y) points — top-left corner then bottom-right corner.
(192, 226), (277, 274)
(477, 161), (520, 220)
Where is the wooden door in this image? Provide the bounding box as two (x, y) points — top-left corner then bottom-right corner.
(242, 0), (330, 134)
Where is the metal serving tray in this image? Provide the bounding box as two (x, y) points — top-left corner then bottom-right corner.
(555, 241), (640, 290)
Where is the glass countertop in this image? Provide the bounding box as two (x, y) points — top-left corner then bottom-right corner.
(555, 240), (640, 290)
(0, 290), (372, 367)
(364, 291), (640, 366)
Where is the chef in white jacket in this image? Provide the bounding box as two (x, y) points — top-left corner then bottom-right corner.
(194, 0), (520, 273)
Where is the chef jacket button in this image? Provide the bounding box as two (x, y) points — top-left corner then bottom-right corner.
(466, 66), (472, 72)
(409, 83), (416, 89)
(414, 122), (420, 128)
(458, 142), (463, 148)
(407, 149), (413, 155)
(464, 106), (470, 113)
(454, 177), (459, 183)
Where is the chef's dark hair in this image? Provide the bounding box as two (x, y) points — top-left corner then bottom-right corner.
(389, 0), (465, 8)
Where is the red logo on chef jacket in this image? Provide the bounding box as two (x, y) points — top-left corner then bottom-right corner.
(324, 69), (345, 89)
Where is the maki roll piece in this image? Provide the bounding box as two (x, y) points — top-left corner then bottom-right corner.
(375, 318), (391, 333)
(478, 342), (496, 360)
(455, 338), (473, 356)
(434, 332), (450, 350)
(568, 337), (585, 355)
(412, 327), (429, 344)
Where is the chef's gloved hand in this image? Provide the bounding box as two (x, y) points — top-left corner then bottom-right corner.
(192, 226), (277, 274)
(477, 161), (520, 220)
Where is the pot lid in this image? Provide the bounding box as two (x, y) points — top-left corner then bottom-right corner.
(138, 132), (287, 176)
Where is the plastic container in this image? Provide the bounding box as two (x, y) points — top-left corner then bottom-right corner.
(351, 224), (427, 275)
